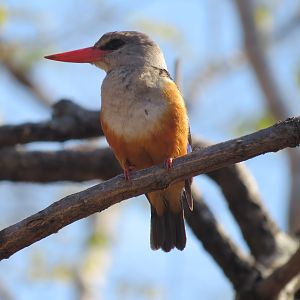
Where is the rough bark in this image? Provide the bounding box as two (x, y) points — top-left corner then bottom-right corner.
(0, 148), (121, 182)
(234, 0), (300, 235)
(207, 164), (279, 265)
(185, 188), (260, 291)
(0, 100), (102, 148)
(255, 246), (300, 299)
(0, 116), (299, 260)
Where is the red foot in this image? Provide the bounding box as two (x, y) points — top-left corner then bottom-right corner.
(164, 157), (173, 169)
(124, 165), (135, 180)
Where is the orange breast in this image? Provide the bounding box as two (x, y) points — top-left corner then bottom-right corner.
(100, 80), (189, 171)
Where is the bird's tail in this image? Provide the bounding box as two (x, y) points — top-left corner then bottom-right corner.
(149, 201), (186, 252)
(147, 180), (192, 252)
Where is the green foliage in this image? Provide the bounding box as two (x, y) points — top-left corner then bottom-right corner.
(29, 250), (73, 281)
(0, 5), (7, 27)
(255, 113), (276, 129)
(87, 232), (108, 247)
(255, 5), (270, 24)
(50, 265), (73, 281)
(254, 4), (273, 32)
(233, 112), (276, 135)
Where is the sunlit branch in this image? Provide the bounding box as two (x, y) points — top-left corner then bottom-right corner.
(0, 116), (299, 260)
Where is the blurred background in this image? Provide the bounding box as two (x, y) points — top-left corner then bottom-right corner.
(0, 0), (300, 299)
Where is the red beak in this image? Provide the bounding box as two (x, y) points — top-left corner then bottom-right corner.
(44, 46), (109, 63)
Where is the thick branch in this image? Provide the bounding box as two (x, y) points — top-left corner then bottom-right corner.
(255, 246), (300, 299)
(234, 0), (300, 235)
(185, 188), (260, 291)
(0, 148), (121, 182)
(0, 116), (299, 260)
(207, 164), (279, 264)
(0, 144), (283, 267)
(0, 145), (283, 267)
(0, 117), (298, 183)
(0, 100), (102, 148)
(0, 145), (263, 289)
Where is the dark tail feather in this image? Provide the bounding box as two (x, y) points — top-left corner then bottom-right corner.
(174, 210), (186, 250)
(150, 205), (165, 250)
(150, 205), (186, 252)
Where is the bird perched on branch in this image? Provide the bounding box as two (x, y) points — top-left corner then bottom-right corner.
(45, 31), (193, 252)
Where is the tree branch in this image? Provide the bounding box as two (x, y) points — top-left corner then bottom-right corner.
(255, 246), (300, 299)
(0, 116), (299, 260)
(0, 144), (264, 290)
(0, 148), (121, 182)
(0, 100), (102, 148)
(234, 0), (300, 235)
(207, 163), (279, 264)
(0, 142), (287, 268)
(2, 59), (52, 108)
(185, 188), (260, 291)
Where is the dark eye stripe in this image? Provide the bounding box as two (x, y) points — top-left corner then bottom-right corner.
(100, 39), (125, 51)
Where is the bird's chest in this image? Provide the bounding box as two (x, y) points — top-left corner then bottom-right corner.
(101, 94), (166, 140)
(100, 71), (167, 140)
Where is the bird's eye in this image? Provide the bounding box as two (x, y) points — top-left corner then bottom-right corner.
(100, 39), (126, 51)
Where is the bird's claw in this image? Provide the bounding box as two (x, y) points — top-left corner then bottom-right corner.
(124, 165), (135, 180)
(164, 157), (173, 169)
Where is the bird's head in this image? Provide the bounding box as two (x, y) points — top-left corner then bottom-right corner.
(45, 31), (167, 72)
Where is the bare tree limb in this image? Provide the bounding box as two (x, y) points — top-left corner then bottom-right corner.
(288, 151), (300, 234)
(0, 141), (288, 267)
(0, 117), (299, 183)
(0, 142), (264, 289)
(0, 148), (281, 272)
(234, 0), (300, 235)
(0, 100), (102, 148)
(207, 163), (279, 265)
(255, 246), (300, 299)
(0, 116), (299, 260)
(185, 187), (260, 291)
(0, 148), (121, 182)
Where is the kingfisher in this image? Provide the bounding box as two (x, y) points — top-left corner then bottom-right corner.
(45, 31), (193, 252)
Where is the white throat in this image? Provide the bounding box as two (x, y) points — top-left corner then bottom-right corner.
(100, 67), (168, 140)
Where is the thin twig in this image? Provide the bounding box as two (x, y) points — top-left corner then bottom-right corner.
(2, 59), (52, 108)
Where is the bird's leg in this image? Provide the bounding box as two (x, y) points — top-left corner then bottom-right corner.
(164, 157), (173, 169)
(124, 162), (135, 180)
